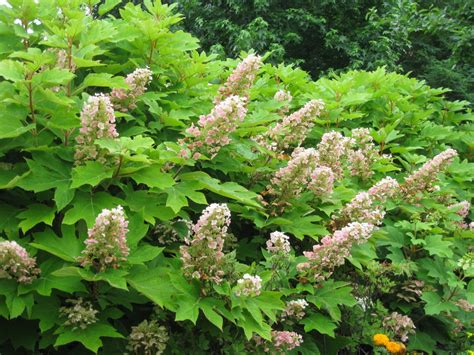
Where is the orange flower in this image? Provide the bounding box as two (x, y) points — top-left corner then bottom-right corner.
(385, 341), (406, 354)
(373, 333), (389, 347)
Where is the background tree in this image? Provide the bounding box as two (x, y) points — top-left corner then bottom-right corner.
(171, 0), (474, 103)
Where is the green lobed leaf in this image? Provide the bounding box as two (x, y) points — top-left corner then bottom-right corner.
(63, 191), (125, 227)
(17, 204), (56, 233)
(54, 323), (123, 353)
(307, 281), (356, 321)
(301, 313), (337, 337)
(70, 161), (114, 188)
(30, 228), (82, 262)
(131, 165), (175, 189)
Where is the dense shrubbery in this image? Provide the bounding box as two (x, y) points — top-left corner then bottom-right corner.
(0, 1), (473, 354)
(173, 0), (474, 103)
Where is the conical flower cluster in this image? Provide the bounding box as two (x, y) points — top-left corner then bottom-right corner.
(268, 147), (319, 201)
(0, 240), (39, 283)
(78, 205), (129, 272)
(332, 177), (399, 229)
(180, 204), (231, 283)
(74, 94), (118, 165)
(297, 222), (375, 282)
(347, 128), (381, 179)
(257, 99), (325, 153)
(111, 68), (152, 112)
(314, 131), (353, 179)
(401, 148), (457, 199)
(181, 95), (247, 159)
(215, 54), (262, 104)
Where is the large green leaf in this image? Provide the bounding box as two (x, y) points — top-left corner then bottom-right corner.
(30, 228), (82, 262)
(421, 292), (457, 315)
(17, 204), (56, 233)
(19, 259), (86, 296)
(54, 323), (123, 353)
(130, 165), (175, 189)
(70, 161), (114, 188)
(16, 155), (72, 210)
(0, 60), (24, 81)
(180, 171), (261, 208)
(63, 191), (124, 227)
(301, 313), (337, 337)
(199, 298), (225, 330)
(53, 266), (128, 290)
(126, 266), (177, 308)
(424, 235), (453, 258)
(128, 245), (164, 264)
(307, 281), (356, 321)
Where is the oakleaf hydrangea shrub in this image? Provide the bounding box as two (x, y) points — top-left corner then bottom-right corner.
(0, 1), (472, 354)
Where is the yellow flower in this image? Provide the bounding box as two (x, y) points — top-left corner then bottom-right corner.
(373, 333), (390, 347)
(385, 341), (404, 354)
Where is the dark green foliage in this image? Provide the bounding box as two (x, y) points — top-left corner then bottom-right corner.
(173, 0), (474, 102)
(0, 1), (472, 354)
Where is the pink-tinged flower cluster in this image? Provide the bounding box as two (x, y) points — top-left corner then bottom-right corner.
(274, 89), (292, 103)
(308, 165), (335, 197)
(315, 131), (353, 179)
(268, 147), (319, 201)
(268, 147), (337, 207)
(297, 222), (375, 283)
(368, 177), (400, 202)
(180, 204), (231, 284)
(78, 206), (129, 272)
(402, 148), (458, 199)
(181, 95), (247, 159)
(281, 299), (309, 321)
(235, 273), (262, 297)
(334, 192), (386, 227)
(382, 312), (416, 342)
(347, 128), (381, 179)
(271, 331), (303, 352)
(60, 298), (98, 330)
(448, 200), (471, 229)
(0, 240), (39, 283)
(257, 99), (325, 153)
(74, 94), (119, 165)
(266, 231), (291, 255)
(215, 54), (262, 104)
(111, 68), (152, 112)
(333, 177), (399, 229)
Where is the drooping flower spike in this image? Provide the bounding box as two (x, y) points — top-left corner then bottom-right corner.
(214, 54), (262, 104)
(297, 222), (375, 283)
(401, 148), (457, 199)
(257, 99), (325, 153)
